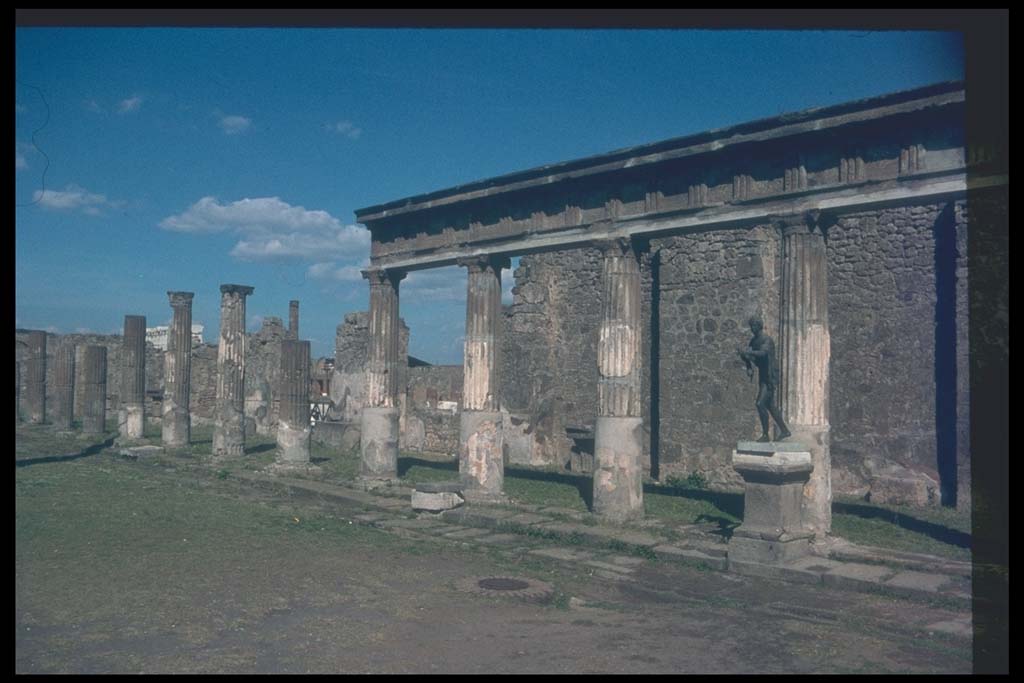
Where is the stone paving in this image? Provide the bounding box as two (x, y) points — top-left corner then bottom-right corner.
(122, 454), (971, 611)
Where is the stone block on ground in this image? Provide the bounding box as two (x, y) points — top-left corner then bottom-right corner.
(118, 445), (165, 460)
(411, 489), (465, 512)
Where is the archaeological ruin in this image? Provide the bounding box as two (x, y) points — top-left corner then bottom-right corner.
(13, 81), (1005, 527)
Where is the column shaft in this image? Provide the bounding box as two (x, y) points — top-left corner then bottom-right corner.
(360, 269), (405, 478)
(25, 330), (47, 424)
(593, 238), (644, 521)
(276, 339), (312, 465)
(288, 300), (300, 339)
(458, 255), (509, 500)
(120, 315), (147, 439)
(214, 284), (254, 456)
(53, 344), (76, 431)
(163, 291), (194, 448)
(778, 213), (832, 536)
(81, 345), (107, 434)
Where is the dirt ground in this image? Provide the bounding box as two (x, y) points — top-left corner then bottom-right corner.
(15, 450), (971, 674)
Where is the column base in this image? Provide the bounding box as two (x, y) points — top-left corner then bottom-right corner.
(789, 424), (831, 538)
(459, 410), (504, 499)
(213, 407), (246, 457)
(592, 416), (644, 522)
(276, 420), (312, 466)
(119, 405), (146, 440)
(162, 405), (191, 449)
(361, 406), (400, 479)
(729, 442), (814, 565)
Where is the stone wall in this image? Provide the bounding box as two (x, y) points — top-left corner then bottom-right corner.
(502, 201), (972, 505)
(329, 311), (410, 423)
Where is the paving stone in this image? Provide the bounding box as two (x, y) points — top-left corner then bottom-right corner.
(353, 512), (388, 523)
(473, 533), (525, 546)
(925, 618), (973, 639)
(606, 555), (646, 567)
(821, 562), (897, 591)
(883, 570), (952, 594)
(728, 560), (824, 585)
(592, 569), (635, 583)
(380, 518), (447, 530)
(652, 545), (729, 571)
(534, 522), (660, 548)
(503, 512), (551, 526)
(528, 547), (594, 562)
(584, 560), (636, 575)
(442, 527), (492, 540)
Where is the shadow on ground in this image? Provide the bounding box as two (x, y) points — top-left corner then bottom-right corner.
(15, 435), (117, 468)
(833, 501), (971, 550)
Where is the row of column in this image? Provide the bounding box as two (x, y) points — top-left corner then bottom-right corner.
(358, 211), (831, 532)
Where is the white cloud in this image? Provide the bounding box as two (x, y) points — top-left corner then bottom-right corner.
(45, 325), (60, 334)
(33, 184), (123, 215)
(84, 99), (104, 113)
(328, 120), (362, 140)
(118, 95), (143, 113)
(160, 196), (370, 263)
(219, 115), (251, 135)
(74, 327), (93, 334)
(402, 267), (466, 303)
(16, 151), (27, 170)
(307, 260), (369, 283)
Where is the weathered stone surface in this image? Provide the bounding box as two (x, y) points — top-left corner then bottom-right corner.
(411, 490), (465, 512)
(25, 330), (47, 424)
(275, 340), (311, 466)
(213, 284), (254, 457)
(119, 315), (147, 440)
(52, 343), (75, 431)
(459, 410), (504, 499)
(592, 416), (644, 522)
(80, 345), (107, 434)
(361, 406), (400, 479)
(288, 299), (299, 339)
(163, 291), (194, 448)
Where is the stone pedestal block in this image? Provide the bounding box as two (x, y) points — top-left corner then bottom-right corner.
(412, 482), (465, 512)
(729, 441), (814, 565)
(459, 410), (505, 502)
(361, 406), (400, 479)
(592, 415), (644, 522)
(25, 330), (47, 424)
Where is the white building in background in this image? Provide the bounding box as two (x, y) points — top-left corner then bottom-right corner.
(146, 324), (204, 350)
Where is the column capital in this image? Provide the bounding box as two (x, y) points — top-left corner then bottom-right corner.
(456, 254), (511, 273)
(168, 291), (194, 307)
(593, 235), (636, 257)
(220, 283), (255, 297)
(361, 267), (406, 287)
(773, 210), (832, 237)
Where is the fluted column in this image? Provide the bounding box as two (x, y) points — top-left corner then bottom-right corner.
(275, 339), (313, 466)
(53, 344), (76, 431)
(359, 268), (405, 479)
(214, 284), (254, 457)
(81, 345), (107, 434)
(119, 315), (147, 439)
(25, 330), (47, 424)
(163, 291), (194, 448)
(592, 237), (644, 522)
(778, 211), (832, 537)
(288, 300), (300, 339)
(457, 255), (510, 501)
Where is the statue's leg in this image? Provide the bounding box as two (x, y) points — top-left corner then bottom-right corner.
(755, 384), (771, 439)
(766, 385), (791, 438)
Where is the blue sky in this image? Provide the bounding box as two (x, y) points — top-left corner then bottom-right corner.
(15, 28), (964, 364)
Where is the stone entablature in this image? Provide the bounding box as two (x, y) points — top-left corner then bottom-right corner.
(358, 82), (969, 269)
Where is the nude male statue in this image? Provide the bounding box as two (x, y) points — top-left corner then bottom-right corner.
(737, 316), (792, 442)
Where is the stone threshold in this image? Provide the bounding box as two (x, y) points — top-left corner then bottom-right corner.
(116, 452), (972, 608)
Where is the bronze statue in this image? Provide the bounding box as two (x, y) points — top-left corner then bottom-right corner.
(737, 316), (791, 442)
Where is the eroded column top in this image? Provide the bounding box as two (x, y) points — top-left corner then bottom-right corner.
(220, 284), (255, 296)
(593, 235), (637, 257)
(361, 268), (407, 287)
(773, 210), (833, 236)
(167, 291), (195, 306)
(456, 254), (511, 273)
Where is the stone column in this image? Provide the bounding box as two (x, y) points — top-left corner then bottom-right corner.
(53, 344), (76, 431)
(25, 330), (47, 424)
(777, 211), (832, 537)
(457, 255), (510, 501)
(288, 300), (299, 339)
(163, 291), (194, 448)
(592, 238), (645, 522)
(275, 339), (313, 467)
(214, 284), (254, 457)
(359, 268), (405, 479)
(119, 315), (147, 440)
(81, 345), (107, 434)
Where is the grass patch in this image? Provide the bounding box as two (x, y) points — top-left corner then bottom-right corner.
(831, 495), (971, 562)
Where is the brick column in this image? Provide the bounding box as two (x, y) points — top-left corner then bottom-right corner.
(275, 339), (313, 466)
(457, 255), (510, 501)
(214, 284), (254, 457)
(119, 315), (147, 439)
(360, 268), (405, 479)
(81, 345), (108, 434)
(592, 237), (645, 522)
(777, 211), (832, 537)
(163, 291), (194, 448)
(25, 330), (47, 424)
(288, 300), (300, 339)
(53, 344), (76, 431)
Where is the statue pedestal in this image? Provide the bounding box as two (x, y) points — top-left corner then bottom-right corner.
(729, 441), (814, 565)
